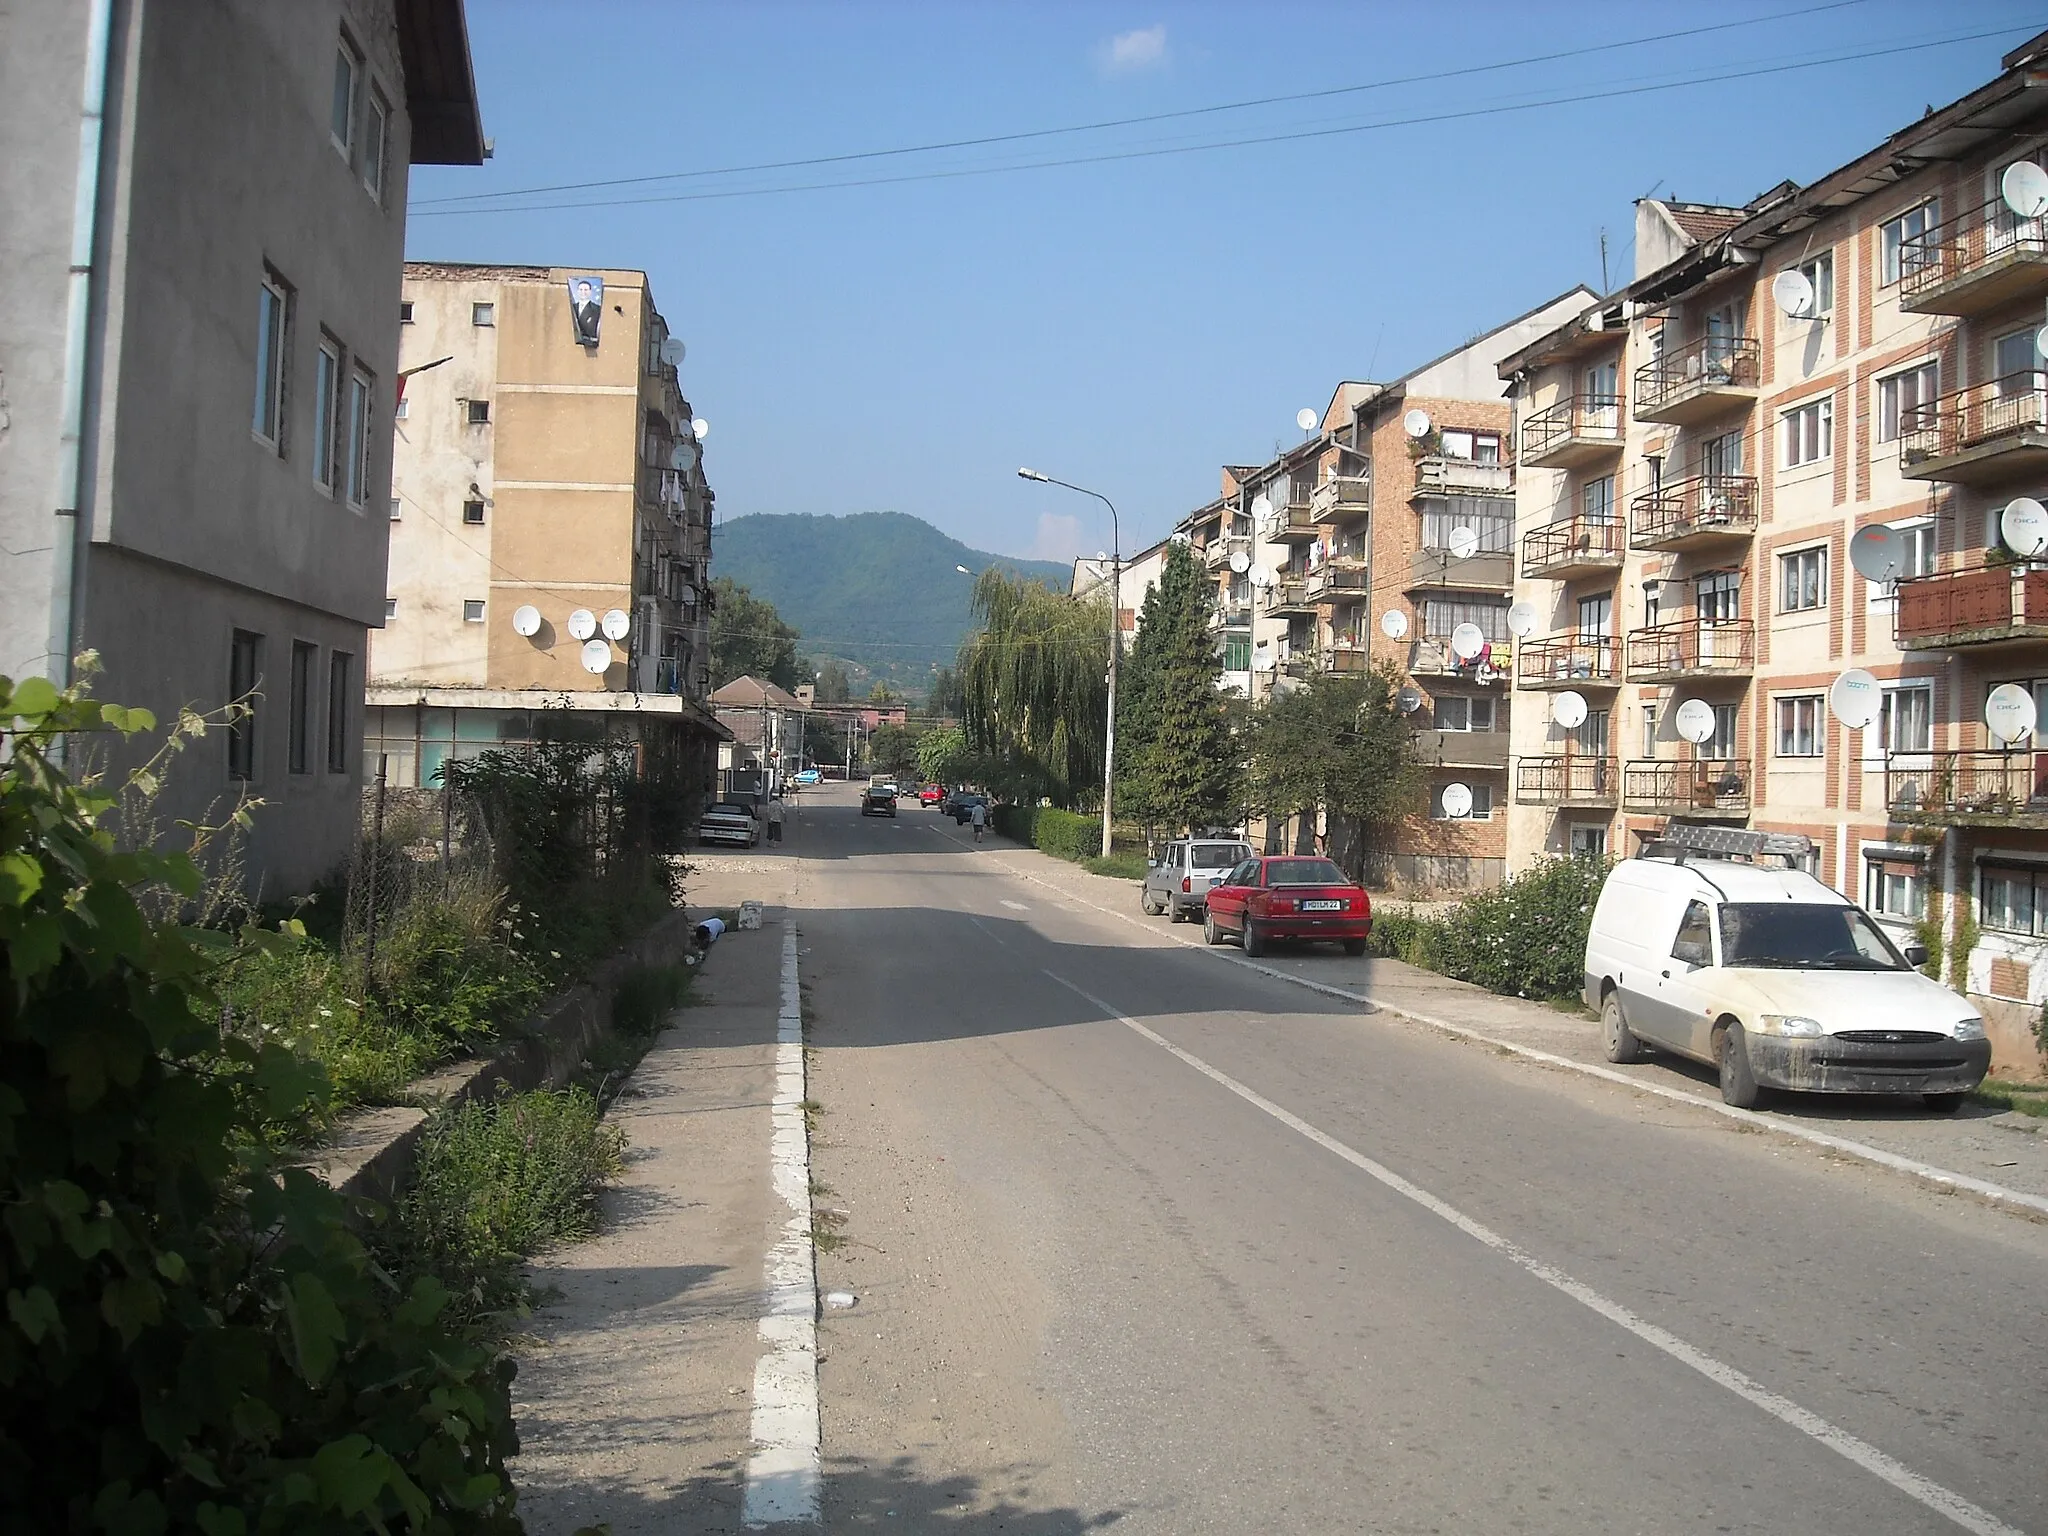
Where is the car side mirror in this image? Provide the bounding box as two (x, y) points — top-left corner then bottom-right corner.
(1904, 943), (1929, 966)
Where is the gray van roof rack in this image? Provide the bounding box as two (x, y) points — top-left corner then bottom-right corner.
(1637, 822), (1814, 866)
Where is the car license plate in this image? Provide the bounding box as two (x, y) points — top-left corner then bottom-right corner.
(1300, 899), (1342, 912)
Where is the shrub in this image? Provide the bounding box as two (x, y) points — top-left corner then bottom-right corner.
(990, 802), (1039, 846)
(1031, 807), (1099, 862)
(1372, 857), (1608, 1002)
(611, 962), (694, 1038)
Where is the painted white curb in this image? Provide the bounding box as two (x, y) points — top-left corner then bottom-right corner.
(743, 923), (820, 1527)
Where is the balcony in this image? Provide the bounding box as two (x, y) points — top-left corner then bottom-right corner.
(1893, 563), (2048, 650)
(1408, 636), (1510, 679)
(1426, 729), (1510, 771)
(1405, 547), (1514, 594)
(1207, 601), (1253, 632)
(1516, 635), (1621, 690)
(1410, 456), (1513, 500)
(1626, 619), (1754, 682)
(1899, 199), (2048, 316)
(1522, 515), (1624, 581)
(1521, 394), (1623, 469)
(1885, 750), (2048, 828)
(1307, 566), (1371, 604)
(1264, 579), (1316, 617)
(1320, 645), (1374, 675)
(1202, 535), (1251, 573)
(1899, 374), (2048, 484)
(1514, 755), (1619, 808)
(1633, 335), (1760, 426)
(1309, 474), (1373, 524)
(1622, 757), (1752, 817)
(1628, 474), (1758, 552)
(1262, 504), (1318, 542)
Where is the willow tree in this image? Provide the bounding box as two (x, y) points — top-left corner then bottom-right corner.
(956, 569), (1109, 808)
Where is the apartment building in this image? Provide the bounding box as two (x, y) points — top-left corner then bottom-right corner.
(1072, 537), (1171, 654)
(1504, 27), (2048, 1069)
(369, 264), (722, 796)
(0, 1), (483, 894)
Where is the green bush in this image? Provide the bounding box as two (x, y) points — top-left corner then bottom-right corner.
(1371, 857), (1608, 1002)
(1031, 807), (1099, 862)
(990, 802), (1038, 845)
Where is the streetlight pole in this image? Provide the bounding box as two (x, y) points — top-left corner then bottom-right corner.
(1018, 468), (1120, 858)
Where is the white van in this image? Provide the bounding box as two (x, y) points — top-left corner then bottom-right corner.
(1582, 833), (1990, 1111)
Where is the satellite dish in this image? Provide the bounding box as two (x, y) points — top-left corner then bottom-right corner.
(1828, 668), (1880, 730)
(1449, 623), (1486, 661)
(1228, 550), (1250, 574)
(1446, 526), (1480, 561)
(1296, 407), (1318, 432)
(2037, 325), (2048, 362)
(1552, 691), (1588, 729)
(690, 417), (709, 439)
(2001, 496), (2048, 558)
(511, 604), (542, 637)
(601, 608), (631, 641)
(1252, 651), (1277, 673)
(580, 639), (613, 675)
(1249, 563), (1274, 588)
(2002, 160), (2048, 220)
(1380, 609), (1409, 640)
(1771, 268), (1817, 319)
(1674, 698), (1717, 745)
(566, 608), (597, 641)
(1395, 685), (1423, 714)
(1251, 494), (1272, 519)
(1403, 409), (1432, 439)
(659, 337), (686, 365)
(1506, 600), (1538, 639)
(1986, 682), (2037, 744)
(1849, 524), (1903, 584)
(1439, 782), (1473, 819)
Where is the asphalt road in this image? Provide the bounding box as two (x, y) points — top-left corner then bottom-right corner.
(776, 784), (2048, 1535)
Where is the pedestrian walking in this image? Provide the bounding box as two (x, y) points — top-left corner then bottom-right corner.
(766, 796), (784, 845)
(969, 799), (987, 843)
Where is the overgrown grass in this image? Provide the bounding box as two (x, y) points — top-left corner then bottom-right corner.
(1083, 851), (1149, 880)
(612, 960), (696, 1037)
(1972, 1080), (2048, 1118)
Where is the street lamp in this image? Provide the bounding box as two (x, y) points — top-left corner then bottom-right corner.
(1017, 466), (1120, 858)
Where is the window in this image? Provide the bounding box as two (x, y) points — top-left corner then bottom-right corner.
(1641, 701), (1659, 757)
(1776, 695), (1823, 756)
(384, 597), (397, 621)
(1223, 634), (1250, 671)
(1700, 431), (1742, 479)
(462, 499), (486, 525)
(1671, 901), (1713, 967)
(313, 339), (340, 489)
(1696, 570), (1739, 624)
(1431, 782), (1493, 820)
(1570, 825), (1608, 860)
(462, 600), (486, 623)
(388, 497), (402, 521)
(466, 399), (491, 425)
(1577, 593), (1611, 637)
(1584, 360), (1618, 405)
(1421, 598), (1509, 641)
(1782, 397), (1832, 467)
(472, 302), (495, 327)
(393, 396), (409, 421)
(1421, 498), (1511, 553)
(1793, 252), (1834, 315)
(252, 272), (290, 447)
(331, 38), (360, 154)
(1879, 683), (1932, 752)
(1878, 362), (1938, 442)
(1581, 474), (1615, 523)
(1437, 429), (1501, 463)
(399, 300), (415, 324)
(1709, 702), (1739, 760)
(363, 87), (388, 200)
(288, 641), (316, 775)
(1994, 329), (2041, 394)
(1576, 709), (1610, 756)
(1864, 853), (1927, 921)
(345, 367), (372, 505)
(1780, 546), (1826, 613)
(1435, 696), (1495, 732)
(327, 652), (352, 774)
(1880, 201), (1938, 285)
(1642, 580), (1663, 629)
(1983, 863), (2048, 935)
(228, 630), (261, 781)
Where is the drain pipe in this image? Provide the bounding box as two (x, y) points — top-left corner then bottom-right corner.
(47, 0), (116, 725)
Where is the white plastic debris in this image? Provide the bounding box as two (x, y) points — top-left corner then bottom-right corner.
(738, 900), (765, 930)
(824, 1291), (858, 1309)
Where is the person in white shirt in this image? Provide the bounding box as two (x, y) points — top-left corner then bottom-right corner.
(766, 796), (785, 845)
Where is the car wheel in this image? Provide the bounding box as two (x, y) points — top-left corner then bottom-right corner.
(1601, 991), (1642, 1064)
(1718, 1022), (1761, 1109)
(1341, 938), (1366, 956)
(1141, 889), (1164, 916)
(1924, 1091), (1968, 1114)
(1203, 911), (1223, 946)
(1170, 902), (1189, 924)
(1242, 920), (1267, 958)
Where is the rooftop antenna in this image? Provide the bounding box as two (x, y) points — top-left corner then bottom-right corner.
(1599, 228), (1609, 294)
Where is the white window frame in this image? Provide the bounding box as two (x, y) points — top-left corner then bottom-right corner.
(1880, 200), (1939, 286)
(1581, 474), (1615, 523)
(1431, 781), (1494, 821)
(462, 499), (486, 525)
(466, 398), (491, 425)
(472, 302), (496, 327)
(312, 337), (341, 491)
(344, 366), (373, 508)
(330, 37), (361, 159)
(1863, 847), (1928, 922)
(1794, 252), (1834, 315)
(1870, 518), (1936, 606)
(1879, 682), (1933, 754)
(1779, 545), (1827, 614)
(362, 85), (388, 201)
(1781, 396), (1833, 468)
(399, 300), (415, 324)
(385, 597), (398, 620)
(462, 600), (486, 624)
(1435, 696), (1495, 733)
(1877, 361), (1938, 443)
(1775, 694), (1823, 757)
(252, 272), (290, 449)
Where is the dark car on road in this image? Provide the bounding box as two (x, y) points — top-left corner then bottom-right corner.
(945, 792), (989, 824)
(1203, 856), (1371, 957)
(861, 785), (898, 818)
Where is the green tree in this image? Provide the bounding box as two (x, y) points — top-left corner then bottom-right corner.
(925, 665), (964, 719)
(1244, 663), (1423, 875)
(814, 661), (853, 703)
(1116, 542), (1237, 835)
(710, 577), (802, 690)
(868, 723), (924, 780)
(867, 680), (902, 707)
(956, 570), (1109, 808)
(917, 725), (969, 785)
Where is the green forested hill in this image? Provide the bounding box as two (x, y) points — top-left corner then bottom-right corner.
(711, 511), (1071, 689)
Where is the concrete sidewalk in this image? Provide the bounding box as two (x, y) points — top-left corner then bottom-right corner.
(509, 919), (789, 1535)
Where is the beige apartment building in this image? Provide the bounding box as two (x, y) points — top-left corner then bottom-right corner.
(1504, 27), (2048, 1071)
(369, 264), (722, 794)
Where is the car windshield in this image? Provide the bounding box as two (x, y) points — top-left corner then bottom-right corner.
(1191, 844), (1251, 869)
(1266, 858), (1348, 886)
(1717, 902), (1908, 970)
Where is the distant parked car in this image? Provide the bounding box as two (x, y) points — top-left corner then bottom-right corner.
(947, 792), (989, 825)
(1203, 856), (1371, 957)
(698, 800), (762, 848)
(794, 768), (822, 785)
(860, 785), (898, 818)
(1143, 838), (1255, 922)
(918, 783), (945, 808)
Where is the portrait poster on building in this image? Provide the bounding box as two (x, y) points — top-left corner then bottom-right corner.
(568, 275), (604, 346)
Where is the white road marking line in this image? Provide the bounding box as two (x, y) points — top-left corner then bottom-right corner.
(1044, 970), (2022, 1536)
(744, 926), (820, 1528)
(1000, 899), (1030, 911)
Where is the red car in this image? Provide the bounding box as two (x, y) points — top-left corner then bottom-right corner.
(918, 783), (945, 808)
(1203, 856), (1371, 957)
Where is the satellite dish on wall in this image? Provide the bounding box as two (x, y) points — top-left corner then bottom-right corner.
(1446, 526), (1480, 561)
(2036, 325), (2048, 362)
(1395, 685), (1423, 714)
(2001, 496), (2048, 557)
(511, 604), (542, 637)
(1380, 609), (1409, 640)
(1439, 782), (1473, 819)
(1296, 407), (1318, 432)
(1506, 600), (1538, 639)
(601, 608), (631, 641)
(1251, 494), (1273, 519)
(1771, 268), (1818, 319)
(1848, 524), (1903, 584)
(580, 639), (613, 675)
(1674, 698), (1717, 745)
(1403, 408), (1433, 439)
(1986, 682), (2037, 744)
(1228, 550), (1251, 574)
(1449, 623), (1486, 660)
(1252, 651), (1277, 673)
(566, 608), (597, 641)
(659, 337), (686, 365)
(1249, 563), (1274, 588)
(1828, 668), (1880, 730)
(690, 417), (709, 439)
(1552, 691), (1588, 729)
(2002, 160), (2048, 220)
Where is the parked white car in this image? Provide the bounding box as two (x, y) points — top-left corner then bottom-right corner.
(1583, 842), (1990, 1111)
(698, 800), (762, 848)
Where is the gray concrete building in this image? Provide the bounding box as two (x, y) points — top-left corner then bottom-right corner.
(0, 0), (484, 896)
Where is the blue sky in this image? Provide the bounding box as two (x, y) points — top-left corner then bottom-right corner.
(407, 1), (2046, 566)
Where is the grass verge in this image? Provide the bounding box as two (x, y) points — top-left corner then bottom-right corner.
(1082, 851), (1149, 880)
(1973, 1079), (2048, 1118)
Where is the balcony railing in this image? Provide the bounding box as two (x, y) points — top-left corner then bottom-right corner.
(1320, 645), (1374, 674)
(1411, 456), (1513, 499)
(1307, 566), (1371, 603)
(1622, 757), (1752, 816)
(1514, 755), (1619, 806)
(1207, 602), (1253, 631)
(1633, 335), (1761, 424)
(1899, 197), (2048, 316)
(1516, 635), (1620, 689)
(1893, 563), (2048, 649)
(1628, 474), (1759, 551)
(1626, 619), (1755, 681)
(1427, 729), (1510, 770)
(1203, 535), (1251, 572)
(1521, 515), (1624, 580)
(1262, 505), (1317, 541)
(1264, 578), (1315, 614)
(1310, 474), (1373, 523)
(1521, 394), (1623, 468)
(1407, 546), (1515, 593)
(1885, 749), (2048, 825)
(1408, 636), (1510, 678)
(1899, 373), (2048, 483)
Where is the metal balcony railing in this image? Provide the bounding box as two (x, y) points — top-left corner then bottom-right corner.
(1521, 515), (1624, 579)
(1515, 635), (1620, 688)
(1514, 755), (1619, 805)
(1622, 757), (1751, 815)
(1899, 196), (2048, 313)
(1320, 645), (1373, 674)
(1310, 474), (1373, 522)
(1628, 474), (1759, 550)
(1898, 373), (2048, 476)
(1521, 394), (1623, 463)
(1262, 505), (1316, 540)
(1625, 619), (1754, 679)
(1307, 566), (1370, 603)
(1893, 563), (2048, 648)
(1633, 335), (1760, 420)
(1411, 456), (1513, 498)
(1885, 749), (2048, 822)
